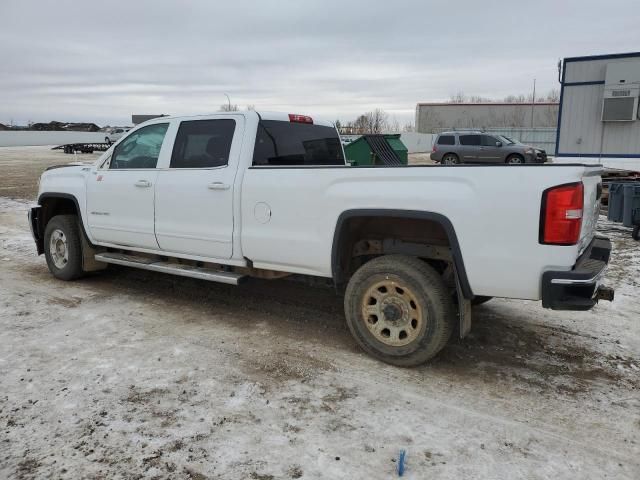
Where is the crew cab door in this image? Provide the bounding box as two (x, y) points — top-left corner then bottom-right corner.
(154, 116), (242, 259)
(86, 122), (170, 249)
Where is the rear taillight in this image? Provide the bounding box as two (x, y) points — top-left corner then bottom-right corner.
(288, 114), (313, 124)
(432, 145), (437, 153)
(540, 182), (584, 245)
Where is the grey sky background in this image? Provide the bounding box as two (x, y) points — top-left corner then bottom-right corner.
(0, 0), (638, 127)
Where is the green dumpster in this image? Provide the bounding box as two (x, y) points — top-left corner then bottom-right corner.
(344, 134), (408, 166)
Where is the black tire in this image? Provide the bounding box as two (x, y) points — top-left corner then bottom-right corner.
(441, 153), (460, 165)
(44, 214), (84, 281)
(344, 255), (455, 367)
(633, 225), (640, 241)
(471, 296), (493, 306)
(506, 154), (524, 165)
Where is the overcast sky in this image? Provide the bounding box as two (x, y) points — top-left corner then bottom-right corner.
(1, 0), (638, 127)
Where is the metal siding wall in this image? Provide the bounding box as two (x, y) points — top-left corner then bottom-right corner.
(560, 56), (640, 156)
(559, 85), (604, 154)
(416, 104), (558, 133)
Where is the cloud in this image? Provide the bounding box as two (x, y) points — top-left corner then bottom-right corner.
(0, 0), (638, 126)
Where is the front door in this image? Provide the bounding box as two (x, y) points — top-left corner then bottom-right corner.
(154, 116), (242, 259)
(86, 122), (170, 249)
(479, 134), (502, 163)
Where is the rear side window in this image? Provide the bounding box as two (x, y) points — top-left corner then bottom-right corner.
(171, 119), (236, 168)
(437, 135), (455, 145)
(459, 135), (481, 146)
(252, 120), (344, 166)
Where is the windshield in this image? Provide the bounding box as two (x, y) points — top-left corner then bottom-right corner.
(252, 120), (345, 166)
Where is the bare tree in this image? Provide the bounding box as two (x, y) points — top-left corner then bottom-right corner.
(220, 103), (239, 112)
(245, 104), (255, 111)
(402, 122), (415, 133)
(449, 91), (467, 103)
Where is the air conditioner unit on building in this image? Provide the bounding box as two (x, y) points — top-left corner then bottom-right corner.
(602, 62), (640, 121)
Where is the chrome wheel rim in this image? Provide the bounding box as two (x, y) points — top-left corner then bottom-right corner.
(361, 277), (424, 347)
(443, 155), (457, 165)
(49, 229), (69, 269)
(508, 157), (523, 164)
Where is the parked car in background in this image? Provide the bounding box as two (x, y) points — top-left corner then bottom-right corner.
(431, 131), (546, 165)
(105, 128), (130, 144)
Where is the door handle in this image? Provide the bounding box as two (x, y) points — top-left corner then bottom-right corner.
(208, 182), (230, 190)
(134, 180), (152, 188)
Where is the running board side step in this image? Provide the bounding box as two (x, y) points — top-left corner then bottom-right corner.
(94, 252), (247, 285)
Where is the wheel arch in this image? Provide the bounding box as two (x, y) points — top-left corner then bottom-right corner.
(331, 209), (473, 298)
(37, 192), (94, 249)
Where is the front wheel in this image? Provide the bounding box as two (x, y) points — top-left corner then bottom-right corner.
(44, 215), (84, 281)
(344, 255), (455, 367)
(506, 154), (524, 165)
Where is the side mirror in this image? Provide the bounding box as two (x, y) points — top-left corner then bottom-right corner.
(496, 141), (502, 147)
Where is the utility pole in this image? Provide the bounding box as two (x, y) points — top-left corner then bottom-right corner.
(530, 78), (536, 128)
(224, 93), (231, 111)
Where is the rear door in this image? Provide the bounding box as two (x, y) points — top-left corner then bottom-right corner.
(154, 116), (243, 259)
(458, 134), (481, 163)
(86, 122), (170, 249)
(479, 134), (502, 163)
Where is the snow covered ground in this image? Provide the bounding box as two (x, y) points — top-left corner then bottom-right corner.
(0, 149), (639, 479)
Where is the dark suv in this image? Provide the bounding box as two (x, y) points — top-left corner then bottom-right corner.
(430, 131), (546, 165)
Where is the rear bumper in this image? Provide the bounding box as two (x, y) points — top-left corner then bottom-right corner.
(28, 206), (44, 255)
(541, 236), (613, 310)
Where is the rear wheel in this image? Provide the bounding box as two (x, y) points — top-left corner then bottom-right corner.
(633, 225), (640, 241)
(344, 255), (455, 367)
(506, 154), (524, 165)
(442, 153), (460, 165)
(44, 215), (84, 281)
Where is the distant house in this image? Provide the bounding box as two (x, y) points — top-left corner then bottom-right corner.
(0, 123), (8, 131)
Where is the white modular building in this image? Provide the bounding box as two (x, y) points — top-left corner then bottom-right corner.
(555, 51), (640, 171)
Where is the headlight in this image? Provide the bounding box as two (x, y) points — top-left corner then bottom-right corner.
(524, 148), (534, 154)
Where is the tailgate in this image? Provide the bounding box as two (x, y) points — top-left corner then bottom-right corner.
(579, 166), (604, 254)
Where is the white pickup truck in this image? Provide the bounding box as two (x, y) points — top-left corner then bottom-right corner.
(29, 111), (614, 366)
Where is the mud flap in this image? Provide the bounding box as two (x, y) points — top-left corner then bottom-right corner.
(79, 221), (107, 272)
(454, 265), (472, 338)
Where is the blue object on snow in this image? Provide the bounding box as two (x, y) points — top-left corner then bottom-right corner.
(397, 449), (406, 476)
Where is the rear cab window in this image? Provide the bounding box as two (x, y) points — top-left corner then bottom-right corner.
(252, 120), (345, 166)
(437, 135), (455, 145)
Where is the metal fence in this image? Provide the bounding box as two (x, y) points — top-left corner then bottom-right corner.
(432, 127), (557, 154)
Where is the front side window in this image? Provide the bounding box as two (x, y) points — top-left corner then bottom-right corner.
(170, 119), (236, 168)
(110, 123), (169, 169)
(459, 135), (481, 146)
(481, 135), (499, 146)
(437, 135), (455, 145)
(252, 120), (344, 166)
